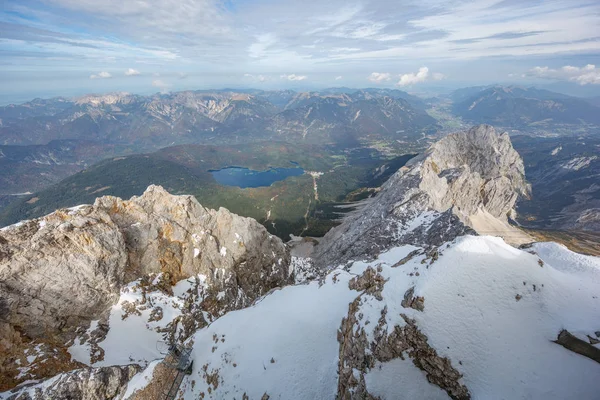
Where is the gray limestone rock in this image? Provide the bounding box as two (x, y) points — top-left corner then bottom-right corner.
(5, 365), (141, 400)
(315, 125), (529, 268)
(0, 185), (291, 389)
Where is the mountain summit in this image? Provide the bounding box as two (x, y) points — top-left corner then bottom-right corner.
(1, 126), (599, 400)
(316, 124), (531, 268)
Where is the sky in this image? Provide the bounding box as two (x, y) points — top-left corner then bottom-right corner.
(1, 0), (599, 103)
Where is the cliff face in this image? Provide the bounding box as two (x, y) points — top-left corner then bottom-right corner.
(315, 125), (531, 268)
(0, 185), (291, 390)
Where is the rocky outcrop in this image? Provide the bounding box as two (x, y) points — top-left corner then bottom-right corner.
(423, 124), (529, 222)
(337, 268), (470, 400)
(315, 125), (530, 268)
(0, 185), (291, 389)
(4, 365), (141, 400)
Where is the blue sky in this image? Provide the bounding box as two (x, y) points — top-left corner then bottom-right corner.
(1, 0), (599, 103)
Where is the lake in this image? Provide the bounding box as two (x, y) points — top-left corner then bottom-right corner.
(210, 166), (305, 188)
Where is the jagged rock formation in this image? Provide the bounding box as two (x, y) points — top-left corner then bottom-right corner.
(315, 124), (531, 268)
(4, 365), (141, 400)
(0, 185), (291, 390)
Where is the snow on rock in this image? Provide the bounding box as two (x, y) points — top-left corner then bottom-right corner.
(69, 277), (189, 367)
(561, 156), (598, 171)
(290, 256), (321, 283)
(0, 365), (141, 400)
(170, 236), (600, 399)
(66, 273), (223, 369)
(121, 359), (161, 398)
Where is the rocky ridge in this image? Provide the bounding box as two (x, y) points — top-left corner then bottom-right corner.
(315, 124), (531, 268)
(0, 185), (291, 391)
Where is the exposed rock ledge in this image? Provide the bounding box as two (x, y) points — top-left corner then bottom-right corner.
(0, 185), (291, 390)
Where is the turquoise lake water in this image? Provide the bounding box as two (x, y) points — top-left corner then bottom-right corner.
(209, 166), (305, 188)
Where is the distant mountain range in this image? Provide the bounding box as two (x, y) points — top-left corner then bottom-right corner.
(0, 89), (436, 148)
(0, 88), (436, 196)
(3, 85), (600, 238)
(513, 134), (600, 232)
(451, 86), (600, 127)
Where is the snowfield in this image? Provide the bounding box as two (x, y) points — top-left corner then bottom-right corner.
(13, 235), (599, 399)
(169, 235), (600, 399)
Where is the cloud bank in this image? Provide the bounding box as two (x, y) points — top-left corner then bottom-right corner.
(528, 64), (600, 85)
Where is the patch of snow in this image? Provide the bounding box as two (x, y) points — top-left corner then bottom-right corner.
(69, 279), (188, 367)
(365, 358), (449, 399)
(122, 359), (161, 398)
(532, 242), (600, 283)
(194, 248), (200, 258)
(0, 375), (61, 400)
(550, 146), (562, 156)
(401, 210), (439, 234)
(67, 204), (87, 215)
(220, 247), (227, 257)
(561, 156), (598, 171)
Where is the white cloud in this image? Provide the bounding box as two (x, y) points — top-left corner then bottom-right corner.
(89, 71), (112, 79)
(335, 76), (343, 80)
(330, 47), (361, 53)
(397, 67), (444, 86)
(152, 79), (171, 92)
(244, 73), (268, 82)
(280, 74), (307, 81)
(527, 64), (600, 85)
(367, 72), (391, 83)
(124, 68), (140, 76)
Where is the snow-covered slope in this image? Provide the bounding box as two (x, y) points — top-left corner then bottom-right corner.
(2, 126), (599, 400)
(131, 235), (599, 399)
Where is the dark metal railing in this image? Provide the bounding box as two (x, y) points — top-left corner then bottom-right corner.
(163, 343), (194, 400)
